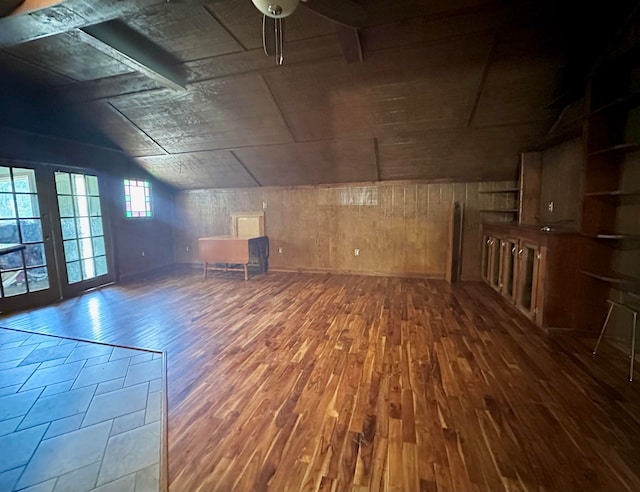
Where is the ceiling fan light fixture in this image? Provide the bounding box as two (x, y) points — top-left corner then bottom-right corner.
(251, 0), (299, 18)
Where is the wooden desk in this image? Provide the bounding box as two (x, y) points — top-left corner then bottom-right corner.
(198, 236), (268, 280)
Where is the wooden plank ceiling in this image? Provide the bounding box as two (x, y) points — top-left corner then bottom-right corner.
(0, 0), (595, 188)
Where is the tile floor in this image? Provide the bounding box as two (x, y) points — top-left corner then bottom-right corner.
(0, 327), (165, 492)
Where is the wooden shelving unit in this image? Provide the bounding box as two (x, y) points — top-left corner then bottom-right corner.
(588, 143), (640, 156)
(479, 209), (519, 213)
(580, 269), (640, 292)
(580, 55), (640, 328)
(479, 188), (519, 194)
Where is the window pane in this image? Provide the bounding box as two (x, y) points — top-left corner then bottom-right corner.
(79, 237), (93, 259)
(0, 219), (19, 244)
(124, 178), (151, 218)
(86, 175), (100, 196)
(90, 217), (103, 236)
(55, 172), (71, 195)
(27, 267), (49, 292)
(61, 218), (77, 240)
(16, 194), (39, 218)
(75, 195), (89, 217)
(13, 170), (35, 192)
(0, 193), (16, 219)
(20, 220), (43, 243)
(24, 243), (46, 267)
(64, 240), (79, 262)
(67, 261), (82, 283)
(58, 195), (75, 217)
(72, 174), (87, 196)
(2, 271), (26, 296)
(92, 236), (105, 256)
(81, 258), (95, 280)
(76, 217), (91, 238)
(88, 196), (101, 217)
(0, 167), (11, 192)
(0, 250), (24, 271)
(95, 256), (108, 276)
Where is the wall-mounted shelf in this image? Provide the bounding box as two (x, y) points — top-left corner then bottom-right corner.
(479, 188), (519, 194)
(588, 143), (640, 156)
(589, 92), (640, 117)
(582, 232), (640, 240)
(479, 209), (519, 213)
(581, 269), (640, 293)
(584, 189), (640, 198)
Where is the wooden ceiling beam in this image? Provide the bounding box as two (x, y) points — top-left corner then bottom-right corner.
(335, 25), (363, 63)
(0, 0), (219, 47)
(74, 20), (186, 91)
(54, 35), (344, 104)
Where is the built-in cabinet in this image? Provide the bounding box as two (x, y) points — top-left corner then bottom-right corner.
(482, 228), (544, 325)
(481, 223), (593, 332)
(481, 42), (640, 335)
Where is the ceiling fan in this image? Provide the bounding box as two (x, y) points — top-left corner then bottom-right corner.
(250, 0), (366, 65)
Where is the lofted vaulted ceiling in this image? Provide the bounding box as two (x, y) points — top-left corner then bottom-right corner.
(0, 0), (635, 189)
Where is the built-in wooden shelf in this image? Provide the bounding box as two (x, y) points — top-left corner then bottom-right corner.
(526, 126), (582, 152)
(588, 143), (640, 156)
(581, 270), (640, 293)
(479, 209), (519, 213)
(589, 92), (640, 116)
(479, 188), (519, 194)
(584, 189), (640, 198)
(582, 232), (640, 240)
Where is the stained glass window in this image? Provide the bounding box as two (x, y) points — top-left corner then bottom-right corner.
(124, 179), (152, 218)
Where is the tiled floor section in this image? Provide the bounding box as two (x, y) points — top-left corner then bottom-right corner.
(0, 327), (165, 492)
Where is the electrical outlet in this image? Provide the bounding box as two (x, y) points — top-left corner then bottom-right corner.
(186, 246), (190, 252)
(354, 248), (360, 256)
(262, 201), (267, 209)
(278, 247), (283, 254)
(548, 201), (554, 212)
(141, 251), (145, 257)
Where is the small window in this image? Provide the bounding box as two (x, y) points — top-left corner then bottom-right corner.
(123, 179), (152, 218)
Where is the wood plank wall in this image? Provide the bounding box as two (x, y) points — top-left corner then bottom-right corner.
(174, 180), (517, 280)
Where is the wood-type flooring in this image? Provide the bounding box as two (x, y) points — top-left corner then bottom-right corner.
(1, 268), (639, 491)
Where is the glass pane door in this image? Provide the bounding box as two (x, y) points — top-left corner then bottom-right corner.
(54, 171), (113, 294)
(0, 165), (58, 310)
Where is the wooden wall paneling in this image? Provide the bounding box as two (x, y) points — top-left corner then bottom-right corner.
(263, 34), (492, 142)
(539, 137), (582, 226)
(0, 50), (74, 86)
(378, 124), (544, 182)
(78, 101), (168, 157)
(135, 151), (260, 189)
(127, 4), (243, 62)
(4, 32), (134, 81)
(233, 140), (376, 187)
(177, 179), (518, 278)
(360, 5), (505, 53)
(109, 75), (295, 153)
(183, 35), (344, 85)
(519, 151), (542, 225)
(424, 183), (450, 275)
(470, 26), (562, 127)
(462, 182), (482, 280)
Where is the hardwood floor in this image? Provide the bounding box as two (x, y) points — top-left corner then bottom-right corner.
(2, 268), (640, 491)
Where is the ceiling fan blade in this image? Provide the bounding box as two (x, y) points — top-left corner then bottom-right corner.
(262, 14), (276, 56)
(301, 0), (366, 28)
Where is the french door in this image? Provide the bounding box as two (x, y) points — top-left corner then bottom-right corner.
(53, 170), (115, 296)
(0, 163), (114, 312)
